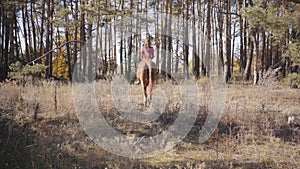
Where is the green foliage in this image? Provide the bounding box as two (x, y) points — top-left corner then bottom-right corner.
(9, 61), (47, 81)
(288, 72), (300, 86)
(286, 41), (300, 87)
(172, 1), (183, 15)
(284, 41), (300, 64)
(8, 61), (23, 79)
(246, 3), (267, 27)
(245, 0), (292, 37)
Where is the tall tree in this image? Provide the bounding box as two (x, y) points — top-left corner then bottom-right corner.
(174, 15), (180, 73)
(216, 0), (224, 76)
(127, 0), (133, 81)
(39, 0), (46, 64)
(22, 5), (30, 63)
(49, 0), (54, 78)
(236, 0), (244, 72)
(30, 0), (37, 59)
(243, 28), (255, 81)
(183, 0), (189, 79)
(64, 0), (72, 80)
(80, 0), (87, 79)
(72, 0), (79, 81)
(167, 0), (173, 79)
(242, 0), (247, 71)
(198, 0), (205, 76)
(9, 7), (16, 64)
(253, 28), (259, 84)
(224, 0), (231, 83)
(192, 0), (199, 79)
(45, 0), (52, 77)
(205, 0), (212, 77)
(161, 0), (167, 78)
(120, 0), (124, 75)
(87, 1), (93, 81)
(155, 0), (160, 69)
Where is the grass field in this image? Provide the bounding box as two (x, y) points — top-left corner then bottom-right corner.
(0, 78), (299, 169)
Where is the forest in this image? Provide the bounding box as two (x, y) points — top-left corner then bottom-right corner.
(1, 0), (300, 169)
(0, 0), (299, 85)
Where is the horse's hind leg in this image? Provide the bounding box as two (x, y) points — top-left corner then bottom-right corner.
(143, 83), (148, 107)
(144, 94), (148, 107)
(148, 72), (157, 106)
(149, 83), (153, 102)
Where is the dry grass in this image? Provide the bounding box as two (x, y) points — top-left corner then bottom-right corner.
(0, 78), (300, 169)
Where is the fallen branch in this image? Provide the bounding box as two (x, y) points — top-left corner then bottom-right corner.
(26, 40), (84, 65)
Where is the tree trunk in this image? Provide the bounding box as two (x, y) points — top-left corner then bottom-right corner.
(14, 15), (19, 61)
(266, 32), (271, 70)
(73, 0), (79, 81)
(205, 0), (211, 77)
(155, 0), (160, 69)
(120, 0), (124, 75)
(243, 28), (256, 81)
(160, 0), (167, 78)
(198, 0), (204, 76)
(4, 12), (10, 80)
(127, 0), (133, 81)
(87, 21), (93, 81)
(231, 21), (236, 75)
(175, 17), (179, 73)
(224, 0), (231, 83)
(30, 0), (37, 59)
(218, 0), (224, 76)
(39, 0), (46, 64)
(236, 0), (244, 72)
(95, 14), (100, 78)
(120, 31), (124, 75)
(253, 28), (259, 85)
(0, 16), (2, 80)
(192, 0), (199, 79)
(114, 0), (117, 67)
(49, 2), (54, 78)
(22, 5), (30, 63)
(27, 3), (32, 61)
(127, 34), (133, 81)
(45, 0), (51, 77)
(274, 43), (279, 67)
(9, 10), (15, 65)
(184, 0), (189, 79)
(167, 0), (172, 79)
(133, 0), (138, 75)
(261, 30), (266, 73)
(0, 7), (4, 71)
(242, 0), (247, 71)
(213, 4), (219, 75)
(64, 0), (72, 80)
(80, 0), (87, 78)
(145, 0), (148, 33)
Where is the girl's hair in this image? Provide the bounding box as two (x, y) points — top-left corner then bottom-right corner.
(144, 37), (150, 50)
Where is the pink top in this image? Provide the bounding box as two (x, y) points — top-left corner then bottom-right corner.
(142, 46), (154, 60)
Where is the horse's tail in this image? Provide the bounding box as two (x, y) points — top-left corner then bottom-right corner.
(143, 62), (149, 84)
(148, 62), (152, 86)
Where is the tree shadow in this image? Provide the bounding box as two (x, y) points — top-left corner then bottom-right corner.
(0, 111), (109, 169)
(274, 125), (300, 143)
(1, 107), (298, 169)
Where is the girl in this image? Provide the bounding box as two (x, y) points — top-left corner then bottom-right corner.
(141, 37), (154, 60)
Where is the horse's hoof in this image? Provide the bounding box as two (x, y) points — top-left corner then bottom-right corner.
(134, 80), (140, 85)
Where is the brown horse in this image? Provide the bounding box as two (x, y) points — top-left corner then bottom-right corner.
(136, 59), (158, 107)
